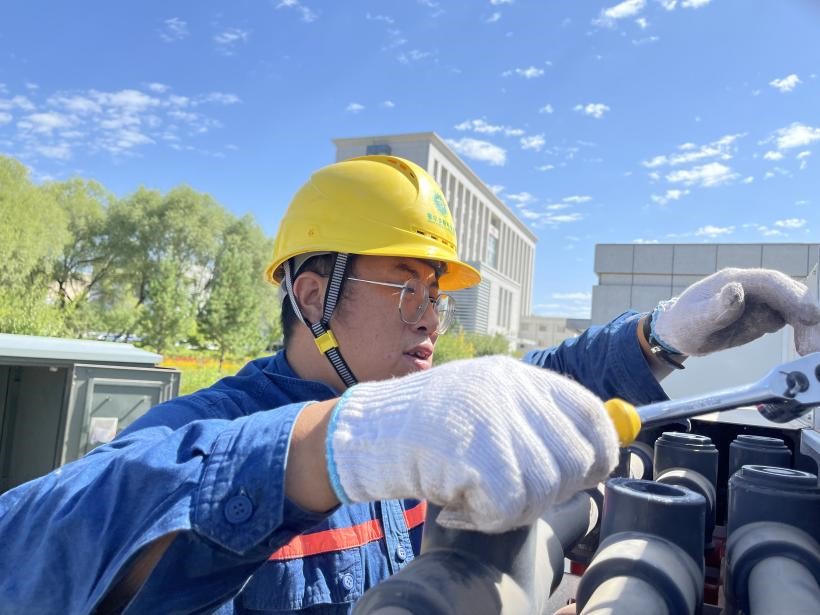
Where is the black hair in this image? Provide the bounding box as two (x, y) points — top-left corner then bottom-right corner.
(280, 254), (357, 346)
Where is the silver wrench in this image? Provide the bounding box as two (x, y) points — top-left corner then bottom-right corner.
(605, 352), (820, 446)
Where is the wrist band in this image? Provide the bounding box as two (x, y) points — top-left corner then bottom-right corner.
(643, 313), (686, 370)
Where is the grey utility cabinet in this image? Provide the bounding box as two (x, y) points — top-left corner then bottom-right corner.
(0, 334), (180, 492)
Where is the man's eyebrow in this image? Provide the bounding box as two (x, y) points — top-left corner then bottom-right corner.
(394, 263), (421, 278)
(394, 262), (440, 290)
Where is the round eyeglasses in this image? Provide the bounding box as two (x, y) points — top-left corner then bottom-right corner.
(346, 276), (456, 334)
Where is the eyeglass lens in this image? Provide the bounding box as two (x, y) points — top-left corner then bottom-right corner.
(399, 279), (455, 334)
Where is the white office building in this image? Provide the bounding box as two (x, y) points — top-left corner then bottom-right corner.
(333, 132), (537, 341)
(517, 315), (590, 353)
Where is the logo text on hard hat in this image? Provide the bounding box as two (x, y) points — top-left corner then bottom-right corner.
(426, 212), (454, 234)
(433, 193), (449, 216)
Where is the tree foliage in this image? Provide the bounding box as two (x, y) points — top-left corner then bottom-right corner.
(0, 153), (511, 364)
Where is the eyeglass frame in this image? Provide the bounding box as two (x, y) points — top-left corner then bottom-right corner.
(345, 276), (456, 334)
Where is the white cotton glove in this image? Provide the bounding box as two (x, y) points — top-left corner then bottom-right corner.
(652, 268), (820, 357)
(325, 355), (619, 534)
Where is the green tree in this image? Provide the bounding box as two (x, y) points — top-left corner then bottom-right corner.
(41, 178), (118, 336)
(465, 332), (511, 357)
(199, 216), (269, 367)
(0, 156), (68, 335)
(102, 185), (228, 348)
(433, 328), (475, 364)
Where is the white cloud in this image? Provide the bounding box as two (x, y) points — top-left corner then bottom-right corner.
(563, 195), (592, 204)
(546, 203), (570, 211)
(574, 103), (610, 119)
(520, 209), (583, 226)
(506, 192), (535, 205)
(696, 225), (734, 238)
(763, 150), (784, 161)
(455, 118), (523, 137)
(769, 74), (801, 93)
(520, 134), (545, 151)
(196, 92), (241, 106)
(92, 89), (160, 112)
(214, 28), (249, 54)
(276, 0), (319, 22)
(146, 83), (170, 93)
(486, 12), (501, 23)
(445, 137), (506, 166)
(773, 122), (820, 149)
(595, 0), (646, 27)
(636, 17), (648, 28)
(666, 162), (737, 187)
(681, 0), (711, 7)
(797, 150), (811, 159)
(650, 188), (689, 205)
(365, 13), (394, 25)
(35, 143), (72, 160)
(775, 218), (807, 229)
(397, 49), (433, 64)
(509, 66), (544, 79)
(632, 35), (659, 45)
(537, 164), (555, 171)
(18, 112), (74, 134)
(382, 100), (395, 108)
(160, 17), (189, 42)
(553, 292), (591, 301)
(489, 184), (504, 194)
(6, 85), (242, 160)
(643, 133), (742, 168)
(490, 0), (513, 4)
(0, 95), (35, 112)
(0, 111), (11, 125)
(346, 103), (364, 113)
(633, 238), (660, 244)
(539, 104), (554, 114)
(742, 176), (754, 184)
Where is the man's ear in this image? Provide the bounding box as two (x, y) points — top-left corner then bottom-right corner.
(291, 272), (326, 325)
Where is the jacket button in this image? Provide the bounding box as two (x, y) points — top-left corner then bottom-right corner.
(395, 545), (407, 562)
(341, 573), (355, 591)
(224, 495), (253, 524)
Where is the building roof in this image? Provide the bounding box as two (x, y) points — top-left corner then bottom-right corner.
(0, 334), (162, 366)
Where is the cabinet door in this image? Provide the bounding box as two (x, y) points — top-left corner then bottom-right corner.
(63, 364), (179, 462)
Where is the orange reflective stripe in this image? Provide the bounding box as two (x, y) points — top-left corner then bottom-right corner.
(404, 501), (427, 529)
(269, 501), (428, 561)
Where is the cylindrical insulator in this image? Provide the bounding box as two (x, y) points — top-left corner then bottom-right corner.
(728, 434), (791, 478)
(355, 492), (594, 615)
(724, 521), (820, 615)
(580, 576), (670, 615)
(576, 480), (706, 614)
(600, 478), (706, 565)
(653, 432), (719, 489)
(727, 465), (820, 541)
(656, 468), (717, 549)
(626, 441), (653, 480)
(748, 555), (820, 615)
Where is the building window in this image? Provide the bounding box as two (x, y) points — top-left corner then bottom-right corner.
(487, 217), (500, 269)
(366, 143), (392, 155)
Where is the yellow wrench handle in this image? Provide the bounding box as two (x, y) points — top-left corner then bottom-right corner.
(604, 398), (642, 447)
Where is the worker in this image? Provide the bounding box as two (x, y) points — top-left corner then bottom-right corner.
(0, 155), (817, 614)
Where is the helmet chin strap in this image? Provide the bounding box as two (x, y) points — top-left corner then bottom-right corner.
(283, 254), (358, 389)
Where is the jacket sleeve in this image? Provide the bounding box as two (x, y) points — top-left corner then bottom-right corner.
(523, 311), (669, 405)
(0, 400), (331, 614)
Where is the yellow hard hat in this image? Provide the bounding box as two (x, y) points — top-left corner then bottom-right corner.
(265, 155), (480, 291)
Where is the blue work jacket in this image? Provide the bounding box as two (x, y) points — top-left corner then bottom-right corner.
(0, 311), (667, 614)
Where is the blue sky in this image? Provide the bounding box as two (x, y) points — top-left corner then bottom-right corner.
(2, 0), (819, 318)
